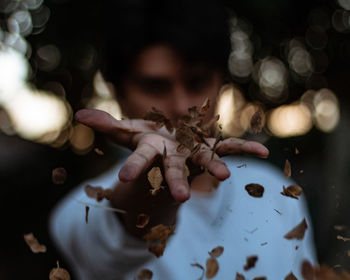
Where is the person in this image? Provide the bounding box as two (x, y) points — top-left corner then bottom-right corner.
(50, 0), (317, 279)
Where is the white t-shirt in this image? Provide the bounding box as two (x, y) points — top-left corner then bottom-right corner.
(50, 155), (317, 280)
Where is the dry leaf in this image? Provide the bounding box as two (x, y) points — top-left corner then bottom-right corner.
(23, 233), (47, 253)
(191, 263), (205, 280)
(253, 278), (266, 280)
(245, 183), (264, 198)
(143, 224), (174, 257)
(49, 261), (71, 280)
(147, 167), (165, 196)
(136, 268), (153, 280)
(84, 185), (112, 202)
(285, 272), (297, 280)
(52, 167), (67, 185)
(176, 126), (195, 151)
(199, 98), (210, 116)
(85, 206), (89, 224)
(295, 147), (300, 155)
(209, 246), (224, 258)
(94, 148), (104, 155)
(284, 218), (308, 240)
(244, 255), (258, 271)
(143, 107), (173, 133)
(250, 109), (264, 134)
(301, 260), (314, 280)
(337, 235), (350, 242)
(236, 273), (246, 280)
(205, 257), (219, 279)
(281, 185), (303, 199)
(136, 214), (150, 229)
(284, 159), (291, 178)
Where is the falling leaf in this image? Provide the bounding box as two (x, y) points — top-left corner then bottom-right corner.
(244, 255), (258, 271)
(281, 185), (303, 199)
(250, 109), (264, 134)
(253, 277), (267, 280)
(284, 218), (308, 240)
(295, 147), (300, 155)
(143, 224), (174, 257)
(274, 209), (282, 215)
(205, 257), (219, 279)
(136, 214), (150, 229)
(94, 148), (104, 155)
(147, 167), (165, 196)
(84, 185), (112, 202)
(23, 233), (47, 253)
(136, 268), (153, 280)
(176, 126), (195, 151)
(337, 235), (350, 242)
(284, 159), (291, 178)
(191, 263), (205, 280)
(284, 272), (297, 280)
(49, 261), (71, 280)
(260, 242), (268, 246)
(199, 98), (210, 116)
(209, 246), (224, 258)
(143, 107), (173, 133)
(85, 206), (89, 224)
(245, 183), (264, 198)
(52, 167), (67, 185)
(236, 273), (246, 280)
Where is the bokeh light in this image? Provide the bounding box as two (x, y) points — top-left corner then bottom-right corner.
(69, 123), (95, 154)
(240, 103), (265, 133)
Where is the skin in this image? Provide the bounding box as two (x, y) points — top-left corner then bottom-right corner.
(75, 44), (269, 238)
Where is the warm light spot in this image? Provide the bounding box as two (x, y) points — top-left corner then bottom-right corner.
(313, 88), (340, 132)
(288, 47), (314, 76)
(240, 103), (265, 132)
(69, 123), (95, 154)
(267, 103), (313, 137)
(93, 71), (115, 99)
(5, 88), (71, 142)
(87, 97), (122, 120)
(215, 84), (246, 136)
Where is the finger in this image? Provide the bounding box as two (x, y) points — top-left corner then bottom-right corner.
(119, 142), (160, 182)
(191, 149), (230, 181)
(164, 156), (191, 203)
(215, 138), (269, 158)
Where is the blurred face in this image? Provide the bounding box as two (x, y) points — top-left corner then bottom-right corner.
(118, 45), (223, 124)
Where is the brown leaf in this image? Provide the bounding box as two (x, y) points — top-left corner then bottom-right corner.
(337, 235), (350, 242)
(236, 273), (246, 280)
(250, 109), (264, 134)
(253, 278), (267, 280)
(148, 239), (167, 258)
(147, 167), (165, 196)
(243, 255), (258, 271)
(191, 263), (205, 280)
(284, 159), (291, 178)
(199, 98), (210, 116)
(94, 148), (104, 155)
(281, 185), (303, 199)
(23, 233), (47, 253)
(205, 257), (219, 279)
(52, 167), (67, 185)
(136, 268), (153, 280)
(143, 107), (173, 133)
(84, 185), (104, 202)
(143, 224), (175, 257)
(49, 261), (71, 280)
(301, 260), (314, 280)
(295, 147), (300, 155)
(136, 214), (150, 229)
(188, 106), (199, 118)
(176, 125), (194, 151)
(284, 272), (297, 280)
(245, 183), (264, 198)
(209, 246), (224, 258)
(284, 218), (308, 240)
(85, 206), (89, 224)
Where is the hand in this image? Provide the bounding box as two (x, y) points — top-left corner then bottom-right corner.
(75, 109), (269, 203)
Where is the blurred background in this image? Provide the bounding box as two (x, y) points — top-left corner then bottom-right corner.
(1, 0), (350, 278)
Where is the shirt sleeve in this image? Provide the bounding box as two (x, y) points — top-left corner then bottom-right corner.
(49, 169), (153, 280)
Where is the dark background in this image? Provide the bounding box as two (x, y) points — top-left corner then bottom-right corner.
(1, 0), (350, 278)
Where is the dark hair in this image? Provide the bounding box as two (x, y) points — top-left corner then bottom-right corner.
(101, 0), (231, 88)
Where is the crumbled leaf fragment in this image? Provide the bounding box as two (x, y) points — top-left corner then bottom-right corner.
(85, 206), (89, 224)
(136, 214), (150, 229)
(23, 233), (47, 253)
(176, 126), (195, 151)
(143, 107), (173, 133)
(284, 272), (297, 280)
(147, 167), (165, 196)
(236, 272), (246, 280)
(284, 159), (291, 178)
(284, 218), (308, 240)
(84, 185), (112, 202)
(245, 183), (264, 198)
(244, 255), (258, 271)
(281, 185), (303, 199)
(94, 148), (104, 155)
(209, 246), (224, 258)
(337, 235), (350, 242)
(52, 167), (67, 185)
(205, 257), (219, 279)
(199, 98), (210, 116)
(136, 268), (153, 280)
(49, 261), (71, 280)
(191, 263), (205, 280)
(143, 224), (175, 257)
(250, 109), (264, 134)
